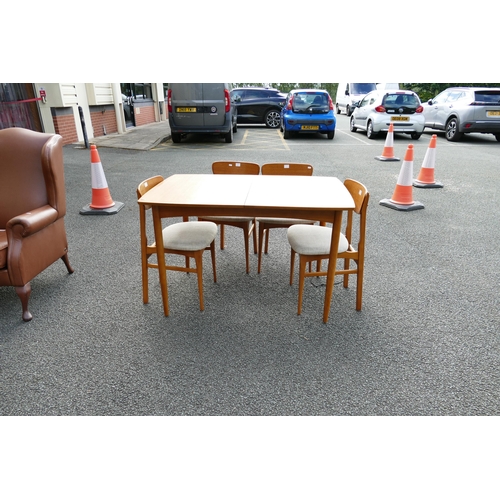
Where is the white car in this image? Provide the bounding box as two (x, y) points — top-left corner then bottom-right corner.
(350, 90), (425, 140)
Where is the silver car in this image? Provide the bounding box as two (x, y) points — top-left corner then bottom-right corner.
(350, 90), (425, 140)
(422, 87), (500, 142)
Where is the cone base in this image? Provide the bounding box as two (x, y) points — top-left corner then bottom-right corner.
(379, 198), (424, 211)
(80, 201), (125, 215)
(413, 180), (444, 189)
(375, 155), (400, 161)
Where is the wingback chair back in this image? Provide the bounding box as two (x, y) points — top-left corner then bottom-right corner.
(0, 127), (73, 321)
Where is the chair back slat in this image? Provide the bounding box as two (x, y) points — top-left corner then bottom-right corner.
(212, 161), (260, 175)
(261, 163), (313, 176)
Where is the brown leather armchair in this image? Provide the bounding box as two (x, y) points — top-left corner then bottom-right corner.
(0, 127), (74, 321)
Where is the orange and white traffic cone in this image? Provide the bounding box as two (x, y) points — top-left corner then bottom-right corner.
(413, 134), (443, 188)
(380, 144), (424, 211)
(375, 123), (400, 161)
(80, 145), (124, 215)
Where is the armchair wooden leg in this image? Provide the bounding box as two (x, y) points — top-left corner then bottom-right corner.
(16, 283), (32, 322)
(209, 241), (217, 283)
(61, 253), (74, 274)
(194, 252), (204, 311)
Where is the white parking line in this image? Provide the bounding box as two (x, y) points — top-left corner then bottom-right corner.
(336, 129), (371, 145)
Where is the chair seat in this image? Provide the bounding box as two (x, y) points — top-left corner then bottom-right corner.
(257, 217), (314, 225)
(287, 224), (349, 255)
(162, 221), (218, 251)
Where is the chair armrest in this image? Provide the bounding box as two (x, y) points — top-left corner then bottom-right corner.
(7, 205), (59, 238)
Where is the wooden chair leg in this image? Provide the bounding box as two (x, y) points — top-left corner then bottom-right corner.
(194, 252), (204, 311)
(220, 224), (225, 250)
(243, 226), (250, 274)
(297, 255), (306, 315)
(257, 223), (265, 274)
(209, 241), (217, 283)
(251, 220), (257, 254)
(15, 283), (32, 322)
(289, 248), (296, 285)
(141, 255), (150, 304)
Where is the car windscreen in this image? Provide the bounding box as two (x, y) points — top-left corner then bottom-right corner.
(474, 90), (500, 104)
(351, 83), (376, 94)
(292, 93), (329, 113)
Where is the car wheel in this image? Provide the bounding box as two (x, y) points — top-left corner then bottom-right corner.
(349, 116), (357, 132)
(346, 105), (351, 117)
(411, 132), (421, 140)
(366, 121), (377, 139)
(265, 109), (281, 128)
(495, 133), (500, 142)
(283, 126), (290, 139)
(225, 126), (233, 143)
(336, 104), (341, 115)
(171, 133), (181, 143)
(327, 129), (335, 140)
(233, 119), (238, 133)
(445, 117), (463, 142)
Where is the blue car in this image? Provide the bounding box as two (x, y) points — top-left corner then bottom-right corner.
(281, 89), (336, 139)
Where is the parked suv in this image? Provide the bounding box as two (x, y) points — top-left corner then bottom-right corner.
(167, 83), (237, 143)
(422, 87), (500, 142)
(231, 87), (286, 128)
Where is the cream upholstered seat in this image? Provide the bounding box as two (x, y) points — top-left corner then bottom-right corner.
(287, 178), (369, 314)
(257, 162), (316, 273)
(137, 176), (217, 313)
(199, 161), (260, 274)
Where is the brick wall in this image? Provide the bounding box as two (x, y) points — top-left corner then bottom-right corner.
(133, 103), (155, 127)
(51, 110), (78, 145)
(90, 105), (118, 137)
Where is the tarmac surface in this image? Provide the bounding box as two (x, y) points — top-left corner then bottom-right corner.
(1, 120), (499, 417)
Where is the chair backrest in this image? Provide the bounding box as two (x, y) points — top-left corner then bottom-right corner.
(137, 175), (164, 250)
(261, 163), (313, 176)
(137, 175), (164, 200)
(212, 161), (260, 175)
(0, 127), (66, 228)
(343, 178), (369, 249)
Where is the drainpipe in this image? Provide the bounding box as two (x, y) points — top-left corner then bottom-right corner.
(112, 83), (126, 134)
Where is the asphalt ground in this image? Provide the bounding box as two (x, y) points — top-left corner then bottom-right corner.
(1, 119), (499, 418)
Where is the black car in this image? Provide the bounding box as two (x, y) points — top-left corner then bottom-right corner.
(231, 87), (286, 128)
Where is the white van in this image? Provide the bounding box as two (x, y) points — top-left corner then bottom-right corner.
(335, 83), (377, 116)
(376, 83), (400, 92)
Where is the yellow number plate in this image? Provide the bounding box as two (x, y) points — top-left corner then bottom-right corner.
(487, 110), (500, 116)
(302, 125), (319, 130)
(176, 107), (196, 113)
(391, 116), (409, 121)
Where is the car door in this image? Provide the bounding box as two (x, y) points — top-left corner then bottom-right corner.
(354, 94), (372, 129)
(433, 90), (464, 129)
(424, 90), (451, 129)
(202, 83), (227, 127)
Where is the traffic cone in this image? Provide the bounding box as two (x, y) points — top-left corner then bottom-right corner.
(380, 144), (424, 211)
(413, 134), (443, 188)
(375, 123), (400, 161)
(80, 145), (124, 215)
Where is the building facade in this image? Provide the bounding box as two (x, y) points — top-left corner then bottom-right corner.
(0, 83), (168, 145)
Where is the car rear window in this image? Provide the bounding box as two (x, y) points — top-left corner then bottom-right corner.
(292, 92), (329, 113)
(474, 90), (500, 103)
(383, 93), (419, 108)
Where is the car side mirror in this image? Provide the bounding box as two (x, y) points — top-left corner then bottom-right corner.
(345, 90), (349, 96)
(427, 99), (433, 105)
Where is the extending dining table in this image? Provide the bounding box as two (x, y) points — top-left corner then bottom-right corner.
(137, 173), (355, 323)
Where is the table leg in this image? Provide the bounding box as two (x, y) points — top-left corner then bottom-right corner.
(323, 210), (342, 323)
(152, 206), (169, 316)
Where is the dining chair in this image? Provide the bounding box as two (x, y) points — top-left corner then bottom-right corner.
(199, 161), (260, 274)
(287, 178), (369, 314)
(257, 163), (316, 274)
(137, 175), (218, 312)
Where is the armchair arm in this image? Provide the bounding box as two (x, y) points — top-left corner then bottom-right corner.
(7, 205), (59, 238)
